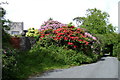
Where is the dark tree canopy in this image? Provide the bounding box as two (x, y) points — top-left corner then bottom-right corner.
(0, 7), (11, 30)
(0, 7), (11, 44)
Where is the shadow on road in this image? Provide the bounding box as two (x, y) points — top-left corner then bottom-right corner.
(99, 58), (105, 61)
(97, 54), (110, 62)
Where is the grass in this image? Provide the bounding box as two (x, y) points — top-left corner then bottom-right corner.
(16, 51), (72, 80)
(16, 52), (101, 80)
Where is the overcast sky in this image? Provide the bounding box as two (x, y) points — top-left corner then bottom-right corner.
(1, 0), (119, 30)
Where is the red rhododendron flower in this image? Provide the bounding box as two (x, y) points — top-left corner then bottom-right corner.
(78, 39), (82, 41)
(55, 28), (64, 31)
(73, 45), (77, 48)
(74, 37), (79, 39)
(39, 32), (44, 34)
(53, 36), (63, 40)
(45, 34), (50, 36)
(70, 36), (78, 40)
(41, 34), (44, 36)
(68, 42), (73, 45)
(85, 42), (89, 45)
(40, 36), (44, 38)
(53, 37), (58, 40)
(76, 31), (80, 33)
(77, 28), (81, 31)
(70, 37), (75, 39)
(54, 38), (57, 40)
(57, 33), (64, 36)
(70, 26), (75, 28)
(64, 37), (68, 40)
(80, 34), (86, 38)
(83, 40), (87, 43)
(63, 30), (67, 33)
(82, 40), (89, 45)
(58, 36), (63, 39)
(57, 37), (61, 40)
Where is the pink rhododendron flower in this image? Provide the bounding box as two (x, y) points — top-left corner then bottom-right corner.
(92, 37), (97, 40)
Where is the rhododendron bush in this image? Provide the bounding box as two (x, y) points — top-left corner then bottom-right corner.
(40, 19), (67, 31)
(39, 22), (98, 52)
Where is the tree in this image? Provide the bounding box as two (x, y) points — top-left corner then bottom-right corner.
(0, 7), (11, 44)
(0, 7), (11, 30)
(73, 8), (118, 56)
(73, 8), (115, 34)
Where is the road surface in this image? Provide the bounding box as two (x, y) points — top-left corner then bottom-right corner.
(28, 57), (118, 79)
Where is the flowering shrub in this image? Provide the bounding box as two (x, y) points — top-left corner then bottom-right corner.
(39, 24), (97, 51)
(40, 19), (67, 31)
(2, 48), (19, 79)
(26, 27), (40, 39)
(85, 32), (97, 40)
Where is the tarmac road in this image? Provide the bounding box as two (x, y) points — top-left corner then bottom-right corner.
(28, 57), (118, 79)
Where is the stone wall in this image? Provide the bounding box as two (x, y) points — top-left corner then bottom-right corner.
(10, 37), (36, 51)
(20, 37), (36, 51)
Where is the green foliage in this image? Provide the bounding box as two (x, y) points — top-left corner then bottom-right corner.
(95, 32), (118, 56)
(0, 7), (11, 30)
(2, 48), (19, 80)
(113, 34), (120, 58)
(74, 8), (118, 57)
(30, 42), (100, 65)
(95, 33), (118, 46)
(2, 36), (101, 80)
(73, 8), (115, 34)
(1, 7), (11, 45)
(113, 43), (120, 57)
(2, 30), (11, 45)
(1, 7), (20, 80)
